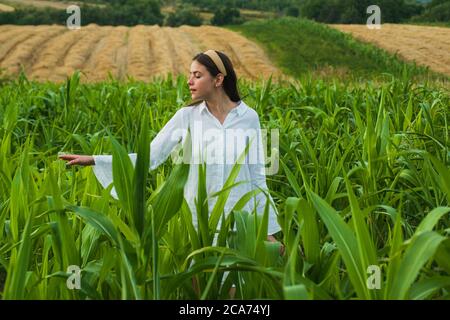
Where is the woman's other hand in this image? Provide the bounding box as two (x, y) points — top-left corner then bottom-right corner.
(267, 234), (285, 256)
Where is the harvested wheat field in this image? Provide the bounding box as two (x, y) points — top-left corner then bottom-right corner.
(330, 24), (450, 76)
(0, 24), (283, 82)
(0, 3), (14, 12)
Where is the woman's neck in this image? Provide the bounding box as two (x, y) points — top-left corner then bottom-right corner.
(204, 90), (238, 115)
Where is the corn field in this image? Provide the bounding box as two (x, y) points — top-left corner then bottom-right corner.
(0, 72), (449, 299)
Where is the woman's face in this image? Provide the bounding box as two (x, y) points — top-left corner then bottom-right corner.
(187, 60), (217, 100)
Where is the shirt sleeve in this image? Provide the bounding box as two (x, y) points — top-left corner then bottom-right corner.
(247, 112), (280, 235)
(92, 107), (188, 199)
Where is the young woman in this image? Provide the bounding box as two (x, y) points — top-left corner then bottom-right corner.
(59, 49), (281, 242)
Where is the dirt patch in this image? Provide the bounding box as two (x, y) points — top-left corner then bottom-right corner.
(330, 23), (450, 76)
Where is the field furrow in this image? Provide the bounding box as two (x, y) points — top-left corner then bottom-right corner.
(148, 26), (177, 77)
(1, 26), (65, 75)
(126, 25), (153, 81)
(0, 27), (37, 61)
(116, 29), (129, 81)
(82, 26), (128, 81)
(178, 26), (204, 59)
(0, 26), (26, 43)
(161, 27), (186, 76)
(53, 24), (108, 81)
(143, 26), (162, 79)
(29, 29), (85, 80)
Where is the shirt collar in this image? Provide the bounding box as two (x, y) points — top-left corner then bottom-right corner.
(199, 100), (246, 117)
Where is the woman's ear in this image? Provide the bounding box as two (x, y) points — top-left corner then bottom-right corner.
(215, 74), (225, 87)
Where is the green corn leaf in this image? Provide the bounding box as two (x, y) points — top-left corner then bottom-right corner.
(344, 175), (378, 298)
(298, 198), (320, 265)
(111, 135), (134, 223)
(152, 163), (190, 239)
(67, 205), (120, 246)
(3, 198), (34, 299)
(388, 231), (445, 300)
(434, 238), (450, 274)
(415, 207), (450, 235)
(132, 111), (150, 237)
(306, 188), (369, 299)
(409, 276), (450, 300)
(284, 284), (309, 300)
(384, 211), (404, 299)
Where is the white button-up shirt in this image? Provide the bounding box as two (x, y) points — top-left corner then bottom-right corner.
(92, 100), (280, 235)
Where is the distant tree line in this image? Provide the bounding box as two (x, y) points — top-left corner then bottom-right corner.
(178, 0), (299, 12)
(410, 0), (450, 22)
(0, 0), (164, 26)
(164, 4), (247, 27)
(176, 0), (449, 24)
(165, 4), (202, 27)
(0, 0), (447, 26)
(165, 0), (298, 26)
(298, 0), (426, 23)
(296, 0), (448, 23)
(0, 0), (248, 26)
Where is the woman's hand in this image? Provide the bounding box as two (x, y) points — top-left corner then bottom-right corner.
(59, 154), (95, 166)
(267, 235), (285, 256)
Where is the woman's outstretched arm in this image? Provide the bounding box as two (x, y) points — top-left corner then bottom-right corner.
(59, 107), (189, 197)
